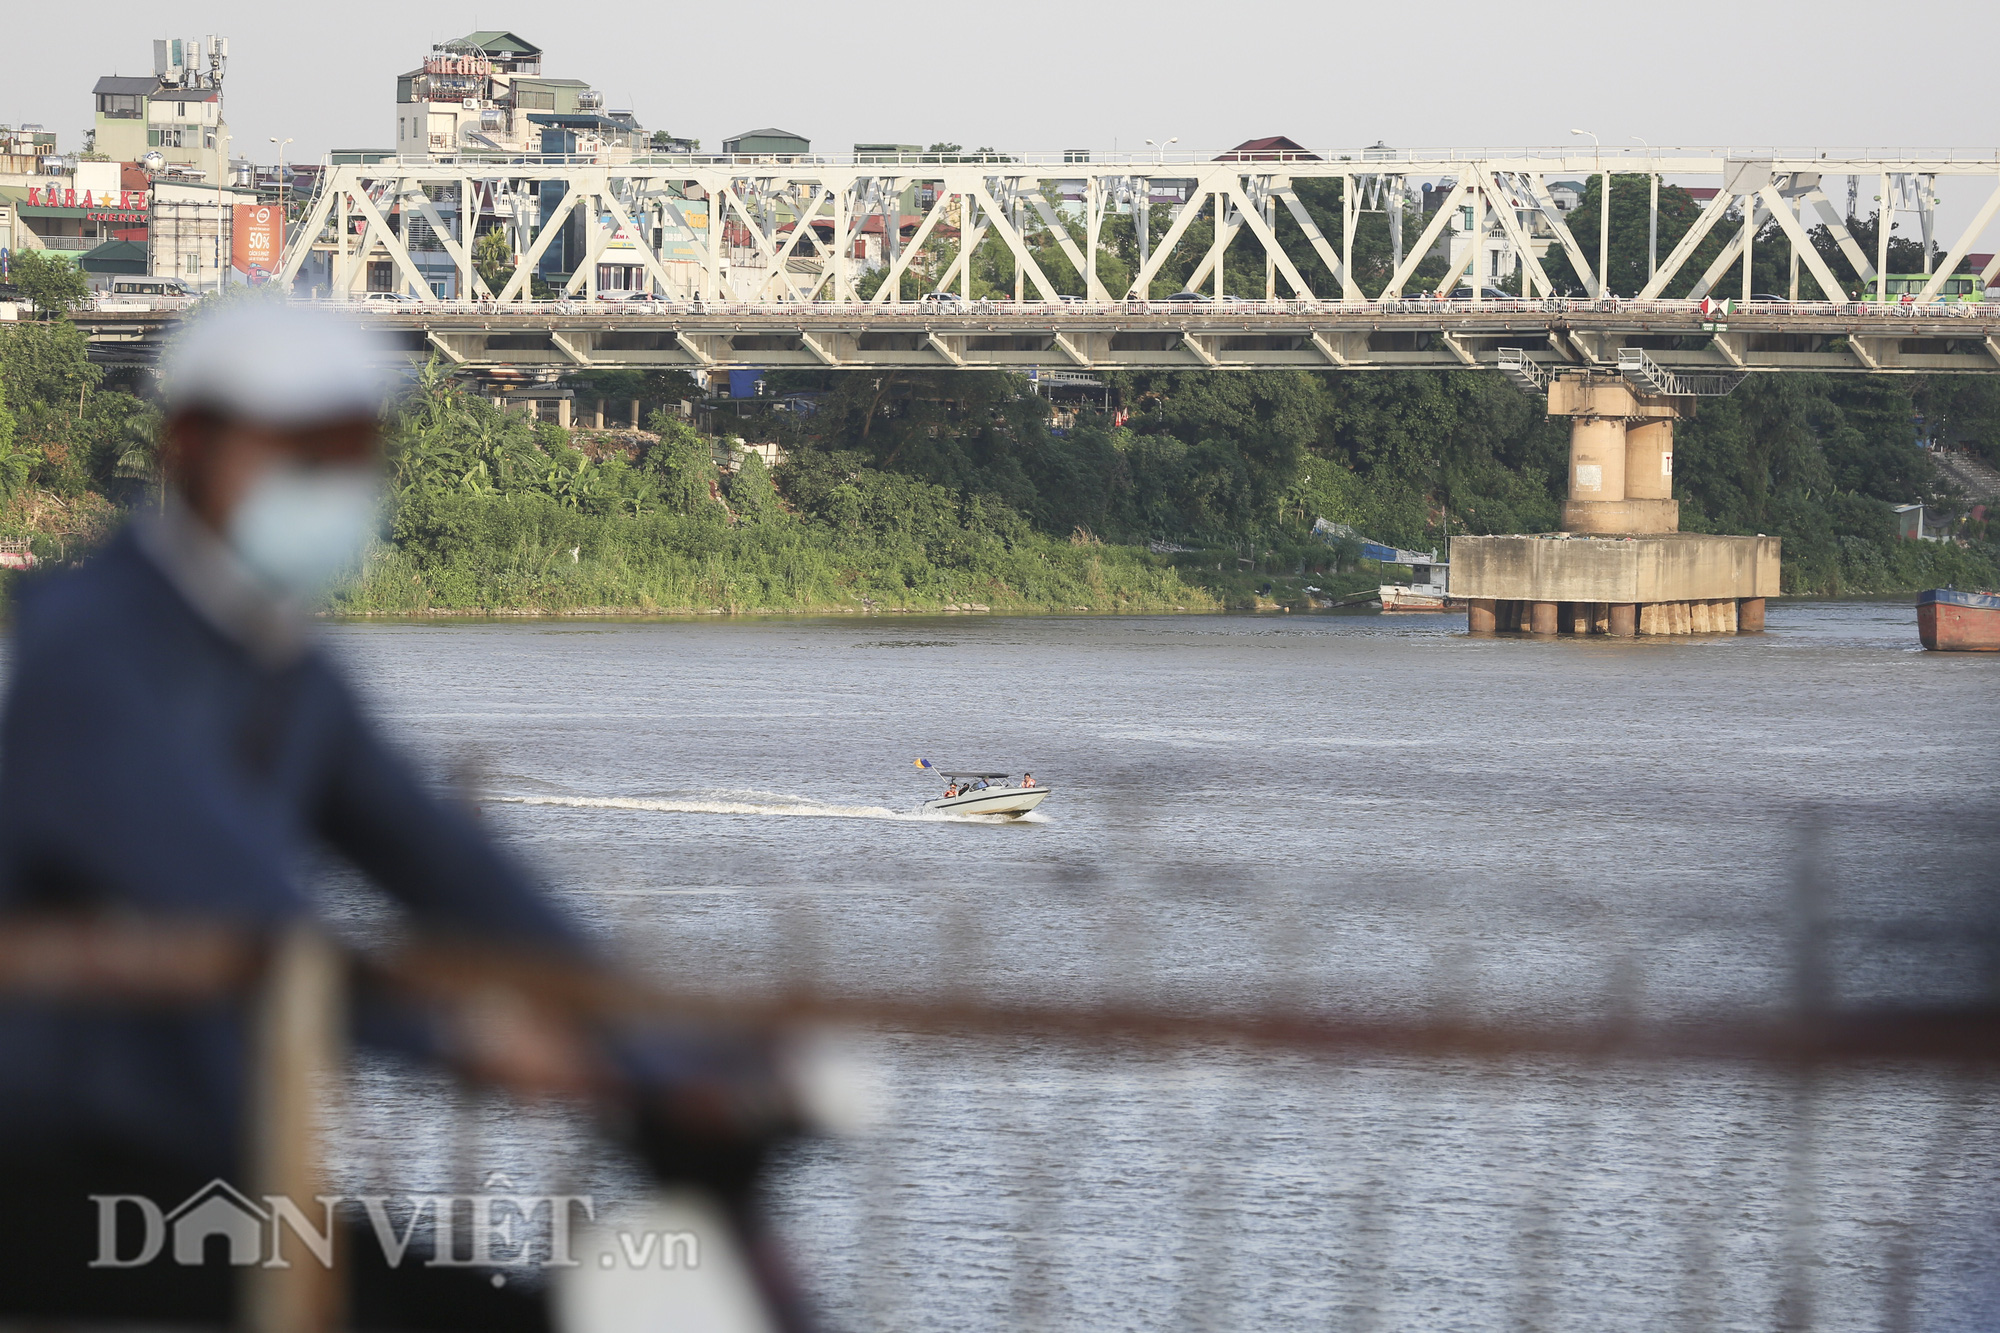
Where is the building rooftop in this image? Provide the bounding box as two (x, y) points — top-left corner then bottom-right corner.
(449, 30), (542, 57)
(80, 239), (149, 273)
(93, 76), (161, 96)
(1216, 135), (1319, 161)
(525, 113), (629, 130)
(727, 128), (809, 143)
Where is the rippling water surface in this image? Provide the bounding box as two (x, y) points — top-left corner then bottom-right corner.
(318, 602), (2000, 1330)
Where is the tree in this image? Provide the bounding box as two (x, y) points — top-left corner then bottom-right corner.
(473, 227), (515, 296)
(0, 318), (101, 407)
(12, 252), (91, 318)
(641, 413), (720, 515)
(0, 374), (26, 500)
(726, 451), (777, 521)
(112, 403), (164, 499)
(1539, 175), (1739, 298)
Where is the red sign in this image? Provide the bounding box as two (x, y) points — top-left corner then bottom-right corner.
(25, 186), (148, 210)
(232, 203), (284, 281)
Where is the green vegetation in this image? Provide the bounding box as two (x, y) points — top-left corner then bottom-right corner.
(10, 252), (92, 318)
(0, 292), (1994, 612)
(330, 361), (1208, 614)
(754, 364), (1998, 598)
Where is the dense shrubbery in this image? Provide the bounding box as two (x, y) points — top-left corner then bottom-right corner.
(337, 490), (1200, 614)
(329, 363), (1207, 613)
(1, 307), (1995, 611)
(758, 365), (1998, 597)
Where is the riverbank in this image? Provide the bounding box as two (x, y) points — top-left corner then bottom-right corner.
(325, 509), (1226, 617)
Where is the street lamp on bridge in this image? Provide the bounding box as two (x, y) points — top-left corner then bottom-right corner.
(1572, 128), (1610, 298)
(1632, 136), (1659, 281)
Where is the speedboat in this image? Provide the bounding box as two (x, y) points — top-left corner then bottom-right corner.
(914, 764), (1051, 817)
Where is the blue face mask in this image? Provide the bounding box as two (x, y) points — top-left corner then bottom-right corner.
(225, 463), (383, 598)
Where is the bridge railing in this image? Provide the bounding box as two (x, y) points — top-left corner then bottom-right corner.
(306, 294), (1998, 321)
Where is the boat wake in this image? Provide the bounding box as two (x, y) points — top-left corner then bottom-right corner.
(486, 793), (1041, 824)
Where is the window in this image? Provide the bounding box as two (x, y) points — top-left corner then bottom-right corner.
(516, 89), (555, 111)
(204, 128), (215, 148)
(1459, 206), (1474, 231)
(97, 93), (143, 118)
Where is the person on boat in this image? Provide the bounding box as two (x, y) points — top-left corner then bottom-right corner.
(1020, 773), (1036, 787)
(972, 778), (989, 791)
(943, 782), (960, 798)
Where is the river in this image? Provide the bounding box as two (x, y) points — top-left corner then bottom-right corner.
(316, 601), (2000, 1331)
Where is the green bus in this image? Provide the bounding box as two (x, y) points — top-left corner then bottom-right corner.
(1856, 273), (1985, 303)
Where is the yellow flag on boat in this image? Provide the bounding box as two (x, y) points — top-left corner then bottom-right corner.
(914, 758), (934, 771)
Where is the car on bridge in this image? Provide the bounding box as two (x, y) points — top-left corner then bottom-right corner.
(96, 277), (199, 312)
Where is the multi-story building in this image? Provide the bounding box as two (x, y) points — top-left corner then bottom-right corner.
(90, 37), (233, 183)
(393, 32), (625, 160)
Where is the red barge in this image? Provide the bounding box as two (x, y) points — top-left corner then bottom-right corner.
(1917, 589), (2000, 651)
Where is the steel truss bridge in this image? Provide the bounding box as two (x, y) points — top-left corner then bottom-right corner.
(79, 149), (2000, 376)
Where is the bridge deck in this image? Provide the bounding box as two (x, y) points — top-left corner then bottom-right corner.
(73, 301), (2000, 375)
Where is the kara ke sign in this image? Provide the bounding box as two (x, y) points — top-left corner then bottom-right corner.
(25, 187), (149, 211)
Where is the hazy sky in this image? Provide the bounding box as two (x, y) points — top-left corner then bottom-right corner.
(13, 0), (1997, 162)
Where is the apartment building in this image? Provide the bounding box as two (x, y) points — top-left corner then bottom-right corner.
(393, 32), (625, 160)
(90, 37), (233, 183)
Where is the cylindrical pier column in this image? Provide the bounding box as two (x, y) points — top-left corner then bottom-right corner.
(1609, 603), (1636, 637)
(1468, 599), (1497, 632)
(1624, 419), (1674, 504)
(1568, 417), (1628, 508)
(1739, 597), (1767, 632)
(1530, 601), (1559, 635)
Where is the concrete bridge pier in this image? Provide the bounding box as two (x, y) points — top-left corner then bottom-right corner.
(1451, 373), (1780, 637)
(1551, 376), (1682, 537)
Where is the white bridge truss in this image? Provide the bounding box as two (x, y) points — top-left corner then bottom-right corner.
(225, 150), (2000, 375)
(278, 150), (2000, 308)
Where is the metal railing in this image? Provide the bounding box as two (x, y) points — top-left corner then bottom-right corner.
(1619, 346), (1751, 396)
(325, 146), (2000, 171)
(2, 861), (1997, 1333)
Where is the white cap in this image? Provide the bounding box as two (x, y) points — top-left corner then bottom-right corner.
(157, 301), (396, 426)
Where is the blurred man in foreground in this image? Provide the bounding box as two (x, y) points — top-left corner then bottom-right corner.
(0, 303), (773, 1328)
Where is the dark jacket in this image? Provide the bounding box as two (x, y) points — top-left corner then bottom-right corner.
(0, 519), (584, 1176)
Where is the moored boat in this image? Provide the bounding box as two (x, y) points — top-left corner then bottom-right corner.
(1917, 589), (2000, 651)
(1377, 585), (1451, 612)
